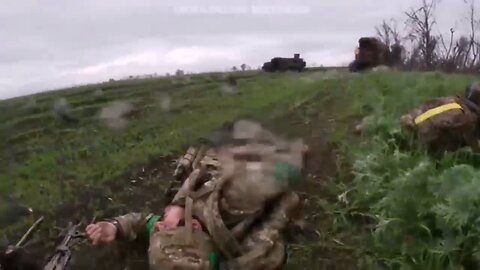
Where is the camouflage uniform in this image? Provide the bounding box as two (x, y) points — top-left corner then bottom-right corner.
(112, 120), (305, 269)
(349, 37), (391, 72)
(401, 95), (480, 153)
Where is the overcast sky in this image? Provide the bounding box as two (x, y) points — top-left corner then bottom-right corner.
(0, 0), (474, 99)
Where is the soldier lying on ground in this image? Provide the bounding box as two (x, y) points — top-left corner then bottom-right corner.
(85, 120), (308, 270)
(400, 83), (480, 153)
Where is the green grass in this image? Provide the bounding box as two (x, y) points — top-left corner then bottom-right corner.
(3, 70), (480, 269)
(0, 71), (329, 214)
(318, 71), (480, 269)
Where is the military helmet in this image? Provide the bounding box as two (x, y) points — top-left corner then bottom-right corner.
(148, 227), (218, 270)
(465, 83), (480, 105)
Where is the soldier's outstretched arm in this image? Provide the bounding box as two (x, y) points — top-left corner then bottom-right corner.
(85, 212), (158, 245)
(87, 213), (154, 245)
(112, 212), (157, 242)
(86, 213), (160, 245)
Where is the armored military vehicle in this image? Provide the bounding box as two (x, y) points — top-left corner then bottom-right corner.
(349, 37), (391, 72)
(262, 53), (306, 72)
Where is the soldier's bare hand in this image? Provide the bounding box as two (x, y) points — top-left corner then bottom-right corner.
(154, 221), (166, 232)
(191, 219), (203, 231)
(163, 206), (185, 229)
(85, 222), (117, 246)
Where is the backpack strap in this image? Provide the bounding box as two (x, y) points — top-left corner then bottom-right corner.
(184, 196), (194, 244)
(192, 145), (207, 169)
(204, 177), (243, 259)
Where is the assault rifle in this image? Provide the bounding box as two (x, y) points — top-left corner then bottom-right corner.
(43, 222), (85, 270)
(0, 217), (87, 270)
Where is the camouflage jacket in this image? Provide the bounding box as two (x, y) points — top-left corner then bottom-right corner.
(113, 193), (298, 270)
(114, 141), (303, 270)
(400, 96), (480, 153)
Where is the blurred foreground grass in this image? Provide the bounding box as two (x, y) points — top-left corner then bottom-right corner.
(305, 71), (480, 270)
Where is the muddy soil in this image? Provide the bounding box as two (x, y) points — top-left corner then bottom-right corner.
(4, 156), (176, 270)
(266, 103), (358, 270)
(6, 102), (358, 270)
